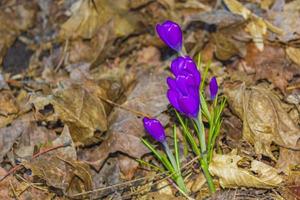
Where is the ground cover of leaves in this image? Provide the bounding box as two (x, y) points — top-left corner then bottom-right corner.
(0, 0), (299, 199)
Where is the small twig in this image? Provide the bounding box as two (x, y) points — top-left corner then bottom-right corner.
(55, 39), (69, 72)
(99, 96), (151, 118)
(15, 174), (47, 192)
(0, 142), (71, 182)
(9, 180), (20, 200)
(70, 155), (200, 199)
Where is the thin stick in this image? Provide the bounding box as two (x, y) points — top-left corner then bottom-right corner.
(0, 142), (70, 182)
(99, 96), (151, 118)
(70, 155), (201, 198)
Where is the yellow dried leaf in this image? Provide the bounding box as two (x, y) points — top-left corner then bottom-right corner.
(246, 18), (267, 51)
(286, 47), (300, 67)
(223, 0), (251, 19)
(209, 150), (282, 188)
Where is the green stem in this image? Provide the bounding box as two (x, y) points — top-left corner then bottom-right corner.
(194, 117), (216, 193)
(194, 115), (206, 154)
(201, 159), (216, 193)
(162, 141), (188, 194)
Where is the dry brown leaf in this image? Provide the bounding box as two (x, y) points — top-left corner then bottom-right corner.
(276, 147), (300, 174)
(51, 125), (77, 160)
(244, 44), (296, 92)
(0, 118), (31, 163)
(209, 150), (282, 188)
(268, 0), (300, 42)
(30, 83), (107, 146)
(225, 83), (300, 159)
(280, 171), (300, 200)
(84, 69), (169, 173)
(60, 0), (136, 39)
(0, 90), (19, 128)
(23, 155), (92, 197)
(0, 2), (36, 64)
(224, 0), (282, 51)
(286, 47), (300, 68)
(213, 32), (243, 61)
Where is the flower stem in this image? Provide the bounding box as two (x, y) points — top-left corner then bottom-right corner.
(194, 116), (216, 193)
(162, 141), (188, 194)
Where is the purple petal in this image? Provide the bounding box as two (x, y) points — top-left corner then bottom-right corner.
(156, 20), (182, 52)
(171, 56), (201, 86)
(178, 96), (199, 118)
(170, 56), (185, 76)
(143, 117), (166, 142)
(167, 89), (181, 112)
(209, 76), (218, 100)
(166, 77), (177, 90)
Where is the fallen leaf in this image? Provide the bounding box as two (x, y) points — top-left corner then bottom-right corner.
(23, 155), (92, 197)
(0, 2), (36, 64)
(286, 46), (300, 68)
(244, 44), (297, 92)
(224, 83), (300, 159)
(84, 69), (170, 174)
(223, 0), (251, 20)
(268, 0), (300, 42)
(0, 90), (19, 128)
(51, 125), (77, 160)
(60, 0), (136, 39)
(0, 118), (31, 163)
(209, 150), (282, 188)
(30, 83), (108, 145)
(276, 147), (300, 174)
(280, 171), (300, 200)
(245, 18), (267, 51)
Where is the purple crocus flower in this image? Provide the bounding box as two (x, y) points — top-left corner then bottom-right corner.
(143, 117), (166, 143)
(156, 20), (182, 52)
(167, 56), (201, 118)
(209, 77), (218, 100)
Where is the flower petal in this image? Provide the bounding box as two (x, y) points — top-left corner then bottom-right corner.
(143, 117), (166, 142)
(178, 96), (200, 118)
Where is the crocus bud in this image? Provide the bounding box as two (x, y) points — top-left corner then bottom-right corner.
(143, 117), (166, 143)
(156, 20), (182, 52)
(209, 77), (218, 100)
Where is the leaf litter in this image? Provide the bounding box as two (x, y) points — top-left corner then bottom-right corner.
(0, 0), (299, 199)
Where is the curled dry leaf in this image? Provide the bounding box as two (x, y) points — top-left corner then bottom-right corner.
(224, 83), (300, 159)
(30, 83), (107, 146)
(209, 150), (282, 188)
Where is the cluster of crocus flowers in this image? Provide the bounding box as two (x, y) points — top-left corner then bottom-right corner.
(142, 20), (222, 195)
